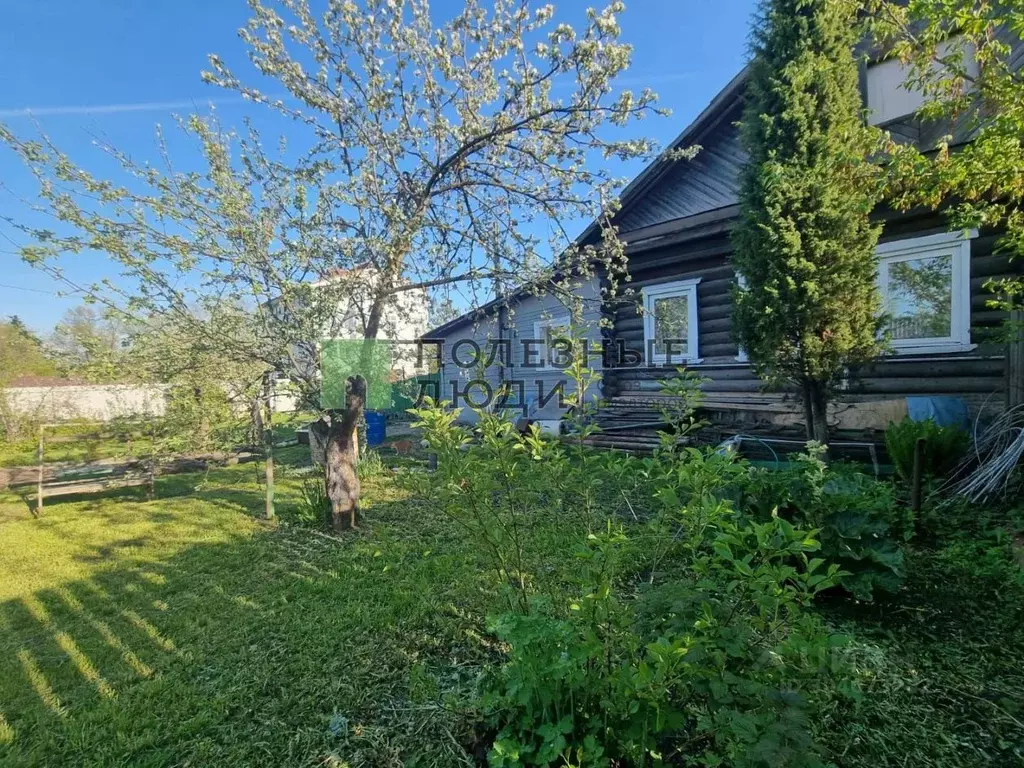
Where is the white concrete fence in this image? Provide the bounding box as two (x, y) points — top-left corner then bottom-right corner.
(1, 384), (169, 423)
(2, 381), (301, 424)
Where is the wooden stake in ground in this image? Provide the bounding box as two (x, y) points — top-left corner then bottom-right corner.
(262, 373), (276, 521)
(325, 375), (365, 532)
(35, 425), (44, 517)
(148, 421), (156, 501)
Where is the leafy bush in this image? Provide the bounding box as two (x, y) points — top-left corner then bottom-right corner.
(482, 508), (846, 767)
(412, 400), (578, 612)
(884, 418), (969, 482)
(738, 445), (907, 601)
(653, 368), (709, 454)
(482, 527), (655, 767)
(411, 362), (884, 764)
(0, 393), (42, 443)
(412, 399), (852, 766)
(157, 382), (241, 454)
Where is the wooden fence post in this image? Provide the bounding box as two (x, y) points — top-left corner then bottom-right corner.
(36, 424), (44, 517)
(148, 422), (156, 501)
(1009, 308), (1023, 409)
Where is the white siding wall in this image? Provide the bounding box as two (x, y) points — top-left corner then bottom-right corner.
(282, 277), (432, 386)
(378, 287), (431, 379)
(435, 276), (604, 424)
(867, 37), (978, 126)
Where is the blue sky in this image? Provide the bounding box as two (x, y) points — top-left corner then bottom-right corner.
(0, 0), (756, 334)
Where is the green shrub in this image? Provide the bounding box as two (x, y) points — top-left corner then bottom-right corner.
(412, 400), (579, 612)
(738, 445), (907, 601)
(884, 418), (969, 482)
(413, 387), (876, 764)
(483, 511), (845, 768)
(653, 368), (709, 455)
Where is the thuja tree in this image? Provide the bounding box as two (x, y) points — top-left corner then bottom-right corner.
(1, 0), (662, 521)
(733, 0), (886, 444)
(867, 0), (1024, 405)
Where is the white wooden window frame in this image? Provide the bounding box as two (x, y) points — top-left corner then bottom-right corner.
(734, 272), (749, 363)
(876, 230), (977, 356)
(642, 278), (702, 365)
(533, 314), (573, 370)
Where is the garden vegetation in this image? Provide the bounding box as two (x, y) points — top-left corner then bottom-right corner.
(1, 355), (1022, 766)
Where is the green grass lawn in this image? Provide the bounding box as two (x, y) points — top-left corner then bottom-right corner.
(1, 445), (1021, 766)
(0, 447), (521, 767)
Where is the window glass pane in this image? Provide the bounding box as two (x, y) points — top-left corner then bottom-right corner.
(653, 294), (689, 357)
(886, 254), (953, 340)
(540, 322), (569, 366)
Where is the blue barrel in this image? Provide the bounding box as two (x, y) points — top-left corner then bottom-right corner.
(365, 411), (386, 447)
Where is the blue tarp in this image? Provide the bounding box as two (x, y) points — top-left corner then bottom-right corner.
(906, 396), (970, 430)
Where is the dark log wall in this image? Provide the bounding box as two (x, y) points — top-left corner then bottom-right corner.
(596, 51), (1024, 416)
(604, 208), (1020, 411)
(606, 221), (754, 401)
(846, 211), (1017, 408)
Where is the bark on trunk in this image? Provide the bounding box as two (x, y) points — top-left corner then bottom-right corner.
(325, 375), (365, 532)
(810, 383), (829, 447)
(800, 377), (830, 447)
(264, 439), (275, 520)
(319, 290), (388, 529)
(194, 385), (210, 450)
(256, 375), (275, 519)
(801, 379), (815, 442)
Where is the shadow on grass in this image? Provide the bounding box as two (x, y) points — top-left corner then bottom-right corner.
(0, 489), (489, 768)
(2, 445), (313, 524)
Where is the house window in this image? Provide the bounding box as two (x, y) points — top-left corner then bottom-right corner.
(876, 230), (976, 355)
(533, 315), (572, 369)
(642, 278), (701, 365)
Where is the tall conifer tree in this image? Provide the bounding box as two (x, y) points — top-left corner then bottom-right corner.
(733, 0), (884, 444)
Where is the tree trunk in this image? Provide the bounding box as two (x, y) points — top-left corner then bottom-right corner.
(257, 374), (275, 519)
(325, 375), (365, 532)
(194, 384), (210, 450)
(800, 377), (830, 447)
(320, 291), (387, 530)
(264, 439), (275, 520)
(810, 382), (829, 447)
(801, 378), (815, 442)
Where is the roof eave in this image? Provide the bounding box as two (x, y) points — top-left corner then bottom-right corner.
(576, 65), (750, 247)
